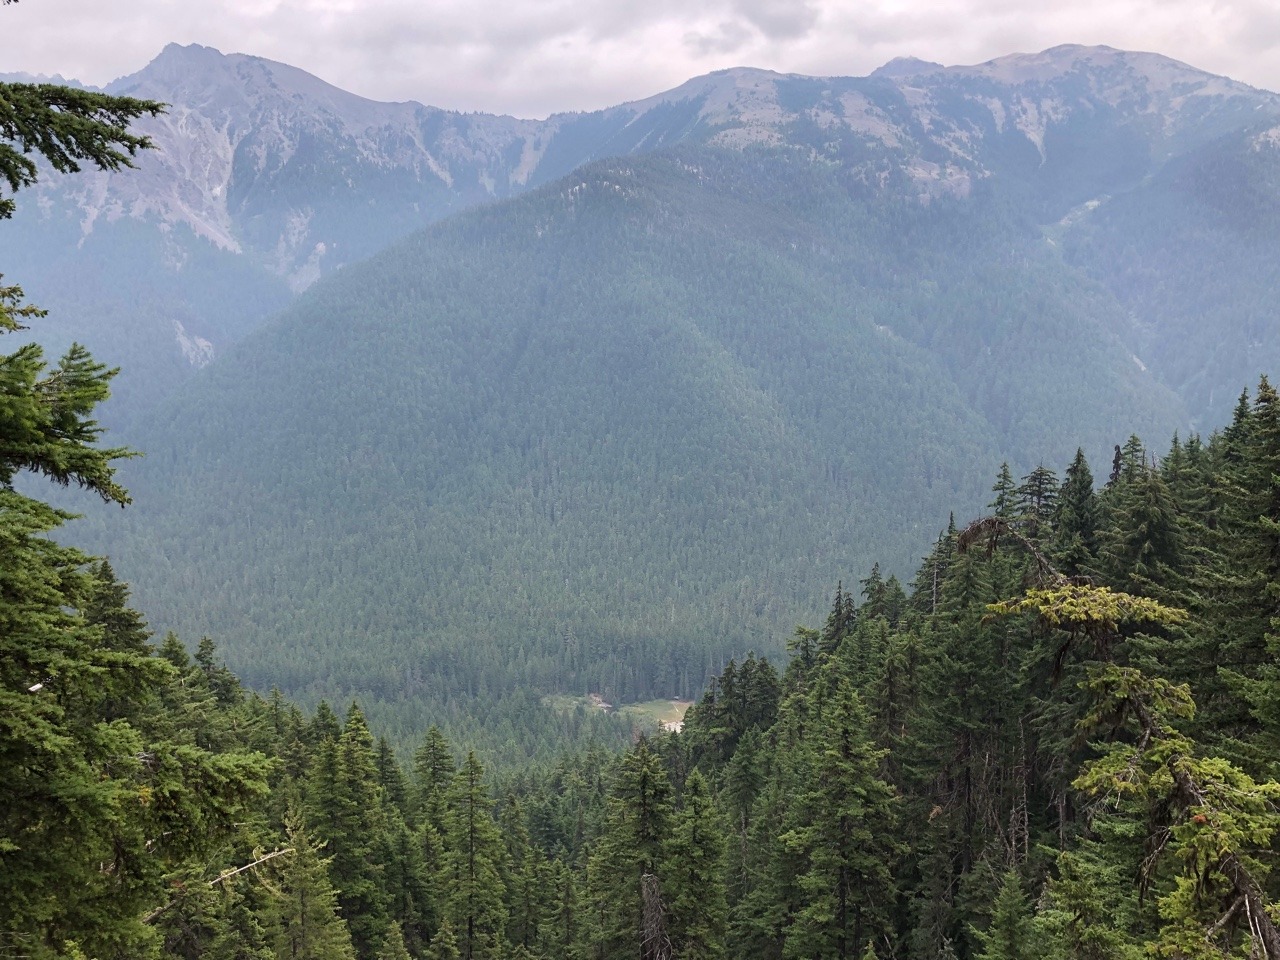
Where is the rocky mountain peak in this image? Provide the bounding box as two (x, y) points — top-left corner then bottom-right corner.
(870, 56), (945, 79)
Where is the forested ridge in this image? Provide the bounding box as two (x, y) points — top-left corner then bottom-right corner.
(69, 145), (1183, 748)
(10, 375), (1280, 958)
(21, 40), (1280, 754)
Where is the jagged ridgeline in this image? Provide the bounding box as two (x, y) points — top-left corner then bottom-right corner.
(76, 144), (1181, 734)
(6, 43), (1280, 433)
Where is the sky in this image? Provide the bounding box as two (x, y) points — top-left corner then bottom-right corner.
(6, 0), (1280, 118)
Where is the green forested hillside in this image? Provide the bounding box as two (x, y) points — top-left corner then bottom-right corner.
(0, 209), (293, 430)
(1061, 119), (1280, 427)
(73, 146), (1183, 735)
(7, 43), (1276, 441)
(13, 376), (1280, 960)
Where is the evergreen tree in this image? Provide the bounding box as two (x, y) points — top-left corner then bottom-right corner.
(539, 857), (584, 960)
(443, 752), (507, 960)
(205, 881), (274, 960)
(424, 922), (461, 960)
(970, 871), (1036, 960)
(377, 736), (410, 815)
(310, 701), (343, 745)
(1052, 449), (1098, 575)
(779, 676), (899, 960)
(727, 775), (794, 960)
(588, 736), (675, 959)
(1035, 846), (1142, 960)
(1215, 377), (1280, 759)
(0, 494), (268, 955)
(309, 704), (389, 958)
(859, 564), (887, 620)
(663, 769), (727, 960)
(414, 726), (456, 833)
(382, 809), (436, 956)
(1095, 461), (1182, 593)
(499, 795), (545, 954)
(266, 814), (356, 960)
(989, 463), (1017, 518)
(1015, 465), (1059, 541)
(821, 582), (854, 653)
(377, 922), (412, 960)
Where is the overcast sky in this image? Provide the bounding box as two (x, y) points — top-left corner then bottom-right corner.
(6, 0), (1280, 117)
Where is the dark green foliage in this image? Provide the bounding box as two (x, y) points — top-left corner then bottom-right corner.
(1052, 449), (1098, 574)
(588, 735), (676, 958)
(970, 872), (1036, 960)
(0, 283), (133, 502)
(778, 677), (898, 959)
(1095, 453), (1182, 591)
(443, 753), (507, 960)
(424, 922), (462, 960)
(69, 142), (1188, 756)
(0, 82), (162, 220)
(376, 922), (411, 960)
(314, 705), (390, 957)
(266, 814), (356, 960)
(413, 725), (456, 832)
(663, 769), (727, 959)
(7, 374), (1280, 959)
(1015, 466), (1059, 542)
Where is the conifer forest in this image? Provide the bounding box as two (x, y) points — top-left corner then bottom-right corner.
(7, 10), (1280, 960)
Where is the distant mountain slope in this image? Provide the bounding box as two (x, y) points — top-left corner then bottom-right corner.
(9, 43), (1280, 742)
(72, 148), (1184, 724)
(2, 43), (1275, 429)
(1060, 118), (1280, 425)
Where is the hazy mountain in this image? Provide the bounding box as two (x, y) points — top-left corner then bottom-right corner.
(8, 43), (1280, 732)
(70, 146), (1183, 725)
(3, 43), (1276, 427)
(1059, 117), (1280, 425)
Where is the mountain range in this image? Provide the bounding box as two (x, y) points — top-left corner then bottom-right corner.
(6, 42), (1277, 425)
(4, 42), (1279, 739)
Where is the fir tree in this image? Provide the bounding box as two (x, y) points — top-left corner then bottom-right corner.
(413, 726), (456, 833)
(1052, 448), (1098, 575)
(1015, 465), (1059, 541)
(266, 814), (356, 960)
(970, 871), (1036, 960)
(377, 922), (412, 960)
(309, 704), (390, 959)
(588, 736), (675, 959)
(663, 769), (727, 960)
(443, 753), (507, 960)
(1095, 460), (1182, 594)
(989, 463), (1018, 518)
(424, 922), (461, 960)
(205, 881), (274, 960)
(779, 676), (899, 960)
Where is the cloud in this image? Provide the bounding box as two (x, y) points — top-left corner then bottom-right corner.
(684, 21), (758, 57)
(733, 0), (821, 40)
(3, 0), (1279, 119)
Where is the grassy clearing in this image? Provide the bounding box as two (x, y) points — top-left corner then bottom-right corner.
(542, 695), (694, 731)
(618, 699), (694, 730)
